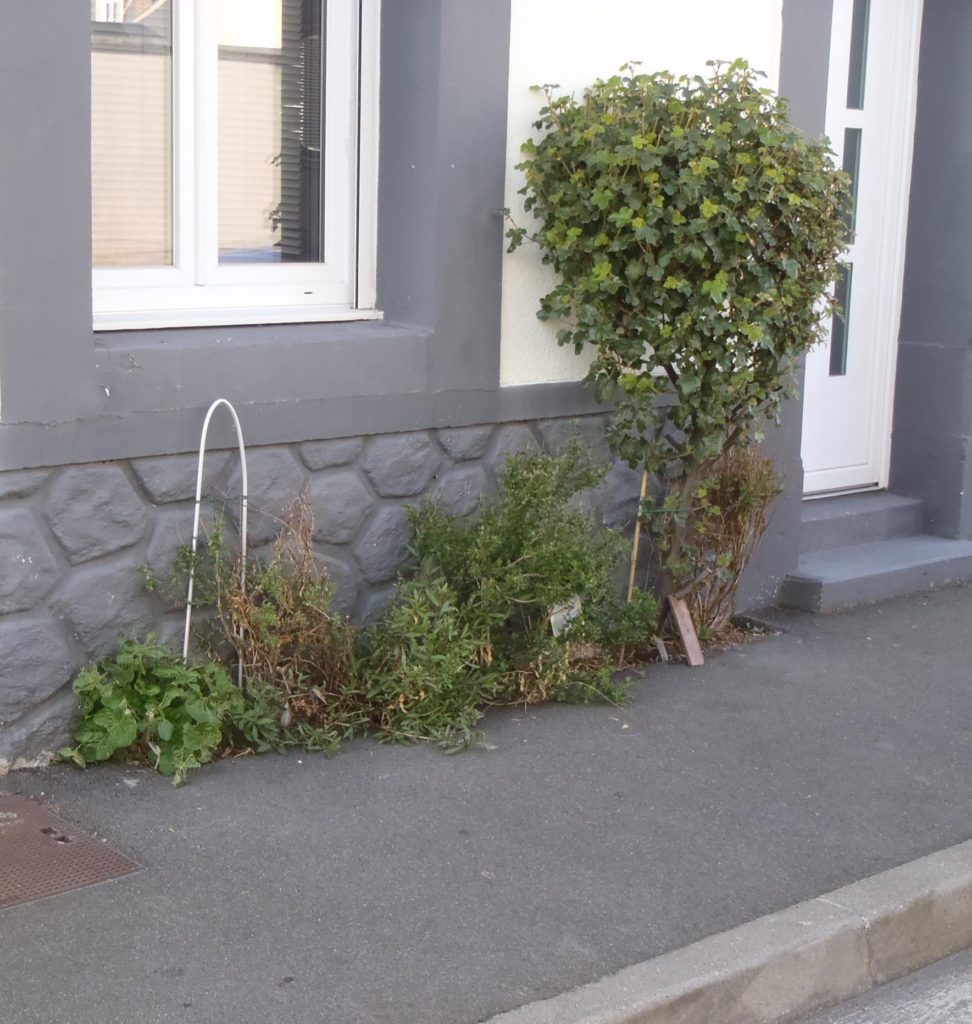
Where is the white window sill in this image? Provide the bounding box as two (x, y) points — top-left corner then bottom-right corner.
(93, 305), (383, 332)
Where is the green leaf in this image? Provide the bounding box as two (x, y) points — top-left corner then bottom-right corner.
(108, 716), (139, 753)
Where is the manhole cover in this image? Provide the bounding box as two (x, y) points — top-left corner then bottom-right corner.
(0, 795), (138, 910)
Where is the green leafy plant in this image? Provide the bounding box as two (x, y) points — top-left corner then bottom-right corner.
(409, 443), (660, 705)
(122, 449), (659, 769)
(567, 587), (662, 662)
(61, 637), (245, 785)
(508, 60), (849, 610)
(357, 565), (489, 745)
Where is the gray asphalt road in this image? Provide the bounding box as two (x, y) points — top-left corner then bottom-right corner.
(3, 585), (972, 1023)
(800, 948), (972, 1023)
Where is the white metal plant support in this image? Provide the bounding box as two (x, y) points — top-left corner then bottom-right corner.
(183, 399), (248, 686)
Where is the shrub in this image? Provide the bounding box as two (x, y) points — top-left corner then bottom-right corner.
(567, 587), (662, 661)
(148, 495), (367, 754)
(224, 497), (365, 750)
(117, 448), (660, 775)
(685, 449), (782, 635)
(409, 443), (660, 704)
(508, 60), (849, 608)
(357, 566), (488, 745)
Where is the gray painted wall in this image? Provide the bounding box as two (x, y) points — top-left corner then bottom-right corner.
(737, 0), (834, 610)
(892, 0), (972, 539)
(0, 415), (639, 766)
(0, 2), (98, 428)
(0, 0), (849, 762)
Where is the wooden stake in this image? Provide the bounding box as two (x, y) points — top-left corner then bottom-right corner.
(626, 465), (649, 604)
(669, 595), (704, 667)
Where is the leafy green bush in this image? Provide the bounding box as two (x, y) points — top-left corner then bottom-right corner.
(567, 588), (661, 658)
(105, 448), (661, 777)
(61, 637), (246, 785)
(357, 566), (488, 745)
(412, 444), (619, 629)
(508, 61), (848, 606)
(409, 443), (659, 705)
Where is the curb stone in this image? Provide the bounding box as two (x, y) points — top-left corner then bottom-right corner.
(483, 839), (972, 1024)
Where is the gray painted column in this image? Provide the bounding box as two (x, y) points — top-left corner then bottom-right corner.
(378, 0), (511, 394)
(892, 0), (972, 539)
(427, 0), (510, 393)
(738, 0), (833, 608)
(0, 1), (100, 425)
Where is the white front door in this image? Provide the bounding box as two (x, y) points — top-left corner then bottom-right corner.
(801, 0), (924, 495)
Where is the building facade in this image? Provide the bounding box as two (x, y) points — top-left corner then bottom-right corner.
(1, 0), (969, 766)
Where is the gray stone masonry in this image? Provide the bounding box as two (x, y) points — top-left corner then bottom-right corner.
(0, 415), (640, 766)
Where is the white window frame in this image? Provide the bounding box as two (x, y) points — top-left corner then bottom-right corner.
(93, 0), (381, 331)
(94, 1), (125, 23)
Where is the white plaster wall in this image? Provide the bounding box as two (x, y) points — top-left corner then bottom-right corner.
(500, 0), (784, 387)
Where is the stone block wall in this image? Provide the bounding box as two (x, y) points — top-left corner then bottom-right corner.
(0, 415), (641, 768)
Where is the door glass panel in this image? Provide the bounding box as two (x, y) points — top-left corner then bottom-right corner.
(841, 128), (862, 239)
(91, 0), (173, 267)
(846, 0), (870, 109)
(829, 264), (853, 377)
(217, 0), (324, 264)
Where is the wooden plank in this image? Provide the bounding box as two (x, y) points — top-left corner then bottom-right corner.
(669, 595), (704, 667)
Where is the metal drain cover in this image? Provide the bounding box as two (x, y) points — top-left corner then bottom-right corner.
(0, 795), (138, 910)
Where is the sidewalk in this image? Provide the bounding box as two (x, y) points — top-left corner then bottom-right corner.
(2, 585), (972, 1024)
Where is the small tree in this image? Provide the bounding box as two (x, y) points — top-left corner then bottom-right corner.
(507, 60), (849, 606)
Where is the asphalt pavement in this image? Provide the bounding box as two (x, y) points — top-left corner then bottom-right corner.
(2, 585), (972, 1024)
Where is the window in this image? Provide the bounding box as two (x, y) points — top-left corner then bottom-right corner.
(91, 0), (379, 330)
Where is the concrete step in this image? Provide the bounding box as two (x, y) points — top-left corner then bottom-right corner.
(800, 492), (924, 554)
(781, 534), (972, 612)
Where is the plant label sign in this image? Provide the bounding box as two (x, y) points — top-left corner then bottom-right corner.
(549, 595), (582, 637)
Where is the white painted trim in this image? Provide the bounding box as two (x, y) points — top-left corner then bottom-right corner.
(194, 0), (217, 287)
(355, 0), (381, 310)
(870, 0), (924, 490)
(802, 482), (882, 501)
(318, 0), (357, 286)
(802, 0), (925, 495)
(95, 306), (383, 332)
(92, 0), (374, 332)
(174, 0), (195, 280)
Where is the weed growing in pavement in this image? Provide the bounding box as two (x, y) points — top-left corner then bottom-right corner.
(399, 442), (660, 709)
(145, 495), (368, 756)
(61, 637), (248, 785)
(70, 446), (661, 782)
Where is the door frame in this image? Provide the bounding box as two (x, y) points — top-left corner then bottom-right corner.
(802, 0), (924, 496)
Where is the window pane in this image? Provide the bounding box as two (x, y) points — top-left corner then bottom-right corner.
(218, 0), (323, 264)
(841, 127), (862, 240)
(846, 0), (870, 110)
(829, 264), (853, 377)
(91, 0), (173, 267)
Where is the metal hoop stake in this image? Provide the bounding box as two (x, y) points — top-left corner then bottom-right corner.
(183, 399), (248, 686)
